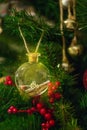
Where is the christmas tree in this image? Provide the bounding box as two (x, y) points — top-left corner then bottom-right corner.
(0, 0), (87, 130)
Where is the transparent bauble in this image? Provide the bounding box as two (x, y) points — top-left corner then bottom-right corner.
(15, 53), (50, 98)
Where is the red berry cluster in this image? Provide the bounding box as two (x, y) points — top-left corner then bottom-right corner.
(8, 106), (18, 114)
(7, 106), (36, 114)
(36, 102), (55, 130)
(7, 81), (62, 130)
(48, 81), (62, 103)
(4, 76), (14, 86)
(7, 102), (55, 130)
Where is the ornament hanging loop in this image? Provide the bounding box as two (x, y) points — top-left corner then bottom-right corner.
(35, 30), (44, 53)
(18, 23), (44, 63)
(18, 25), (30, 54)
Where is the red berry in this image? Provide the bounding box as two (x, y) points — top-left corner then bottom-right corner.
(49, 97), (55, 103)
(9, 106), (15, 110)
(41, 123), (46, 128)
(7, 109), (12, 114)
(31, 107), (36, 113)
(51, 85), (57, 91)
(54, 93), (62, 100)
(40, 108), (47, 115)
(45, 113), (52, 120)
(48, 82), (53, 87)
(45, 122), (51, 128)
(48, 90), (53, 97)
(4, 80), (13, 86)
(8, 106), (17, 114)
(42, 128), (48, 130)
(7, 80), (13, 85)
(55, 81), (60, 87)
(36, 103), (43, 110)
(49, 119), (55, 126)
(6, 76), (12, 81)
(12, 108), (18, 114)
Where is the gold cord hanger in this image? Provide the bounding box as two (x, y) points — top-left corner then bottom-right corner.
(18, 26), (30, 54)
(18, 26), (44, 54)
(18, 25), (44, 63)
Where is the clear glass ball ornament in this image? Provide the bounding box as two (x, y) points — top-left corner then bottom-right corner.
(15, 53), (50, 98)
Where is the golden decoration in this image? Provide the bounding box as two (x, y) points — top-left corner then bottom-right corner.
(68, 33), (83, 56)
(64, 0), (77, 30)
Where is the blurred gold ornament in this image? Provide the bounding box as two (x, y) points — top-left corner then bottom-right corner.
(62, 55), (70, 71)
(0, 19), (3, 34)
(64, 0), (77, 30)
(0, 27), (3, 34)
(62, 36), (74, 72)
(68, 35), (83, 56)
(68, 44), (83, 56)
(64, 17), (77, 30)
(62, 53), (74, 72)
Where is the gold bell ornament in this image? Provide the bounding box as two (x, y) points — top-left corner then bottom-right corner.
(15, 27), (50, 98)
(64, 17), (76, 30)
(61, 35), (74, 72)
(64, 0), (77, 30)
(68, 33), (83, 56)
